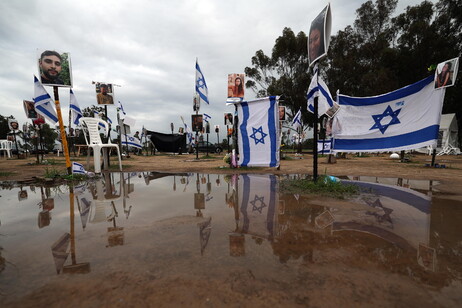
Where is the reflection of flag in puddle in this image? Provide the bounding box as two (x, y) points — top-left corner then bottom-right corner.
(78, 197), (91, 229)
(239, 174), (278, 240)
(51, 233), (70, 274)
(336, 180), (431, 250)
(198, 217), (212, 255)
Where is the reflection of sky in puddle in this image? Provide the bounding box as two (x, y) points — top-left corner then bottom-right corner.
(1, 172), (461, 301)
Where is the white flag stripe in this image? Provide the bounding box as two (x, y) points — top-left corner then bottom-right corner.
(33, 75), (58, 123)
(237, 96), (280, 167)
(333, 75), (444, 152)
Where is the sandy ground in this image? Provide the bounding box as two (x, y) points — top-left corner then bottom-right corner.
(1, 151), (461, 194)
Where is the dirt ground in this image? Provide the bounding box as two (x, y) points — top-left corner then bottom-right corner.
(1, 152), (462, 307)
(1, 151), (461, 194)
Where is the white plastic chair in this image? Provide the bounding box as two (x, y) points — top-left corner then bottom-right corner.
(0, 139), (13, 158)
(79, 117), (122, 173)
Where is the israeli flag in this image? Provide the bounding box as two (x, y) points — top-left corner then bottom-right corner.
(33, 75), (58, 123)
(118, 101), (126, 117)
(317, 139), (332, 154)
(238, 174), (278, 239)
(236, 96), (280, 167)
(195, 58), (209, 104)
(69, 89), (83, 125)
(292, 109), (302, 130)
(203, 113), (211, 123)
(72, 162), (87, 175)
(333, 75), (445, 153)
(122, 134), (142, 149)
(307, 69), (334, 117)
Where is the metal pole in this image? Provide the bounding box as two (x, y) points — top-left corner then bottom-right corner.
(53, 87), (72, 175)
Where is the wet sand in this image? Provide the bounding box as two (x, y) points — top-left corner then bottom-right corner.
(1, 152), (462, 307)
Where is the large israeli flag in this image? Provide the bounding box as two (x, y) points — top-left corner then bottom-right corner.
(236, 96), (280, 167)
(307, 70), (334, 117)
(332, 75), (445, 152)
(195, 58), (209, 104)
(69, 89), (83, 125)
(33, 75), (58, 123)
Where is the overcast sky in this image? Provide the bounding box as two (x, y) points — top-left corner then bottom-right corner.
(0, 0), (427, 140)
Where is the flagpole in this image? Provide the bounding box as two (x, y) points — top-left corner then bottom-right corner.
(313, 64), (319, 182)
(53, 87), (72, 175)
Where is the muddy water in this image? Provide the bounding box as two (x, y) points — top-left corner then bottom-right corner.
(0, 172), (461, 307)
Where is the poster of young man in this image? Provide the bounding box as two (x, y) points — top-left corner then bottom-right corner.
(8, 118), (19, 131)
(227, 73), (245, 98)
(192, 114), (203, 132)
(434, 57), (459, 89)
(95, 82), (115, 105)
(308, 3), (332, 66)
(23, 100), (38, 119)
(37, 50), (73, 87)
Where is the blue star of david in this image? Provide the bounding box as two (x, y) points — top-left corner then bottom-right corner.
(197, 77), (206, 89)
(370, 105), (401, 134)
(250, 195), (267, 213)
(249, 126), (267, 145)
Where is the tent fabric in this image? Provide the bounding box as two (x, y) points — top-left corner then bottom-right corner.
(438, 113), (459, 149)
(146, 131), (186, 153)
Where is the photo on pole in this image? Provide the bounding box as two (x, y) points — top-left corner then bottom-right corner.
(434, 57), (459, 89)
(192, 114), (203, 132)
(224, 112), (233, 125)
(23, 100), (38, 119)
(308, 3), (332, 67)
(95, 82), (115, 105)
(8, 118), (19, 131)
(37, 49), (73, 87)
(227, 73), (245, 98)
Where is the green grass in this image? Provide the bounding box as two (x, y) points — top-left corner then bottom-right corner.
(0, 171), (15, 177)
(280, 175), (359, 199)
(44, 167), (62, 178)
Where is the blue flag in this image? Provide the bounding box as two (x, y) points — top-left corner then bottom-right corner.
(195, 59), (209, 104)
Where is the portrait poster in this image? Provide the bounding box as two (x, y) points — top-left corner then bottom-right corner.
(37, 49), (73, 87)
(95, 82), (115, 105)
(8, 118), (19, 131)
(227, 73), (245, 98)
(308, 3), (332, 67)
(434, 57), (459, 89)
(224, 112), (233, 125)
(23, 100), (38, 119)
(279, 106), (286, 121)
(192, 114), (203, 132)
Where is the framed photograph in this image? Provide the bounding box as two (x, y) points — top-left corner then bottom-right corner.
(279, 106), (286, 121)
(192, 114), (203, 132)
(308, 4), (332, 67)
(8, 118), (19, 131)
(37, 49), (73, 87)
(224, 112), (233, 125)
(95, 82), (115, 105)
(227, 73), (245, 98)
(23, 100), (38, 119)
(434, 57), (459, 89)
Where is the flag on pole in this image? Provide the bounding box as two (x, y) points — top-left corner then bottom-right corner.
(236, 96), (280, 167)
(117, 101), (126, 117)
(195, 58), (209, 104)
(121, 134), (142, 149)
(33, 75), (58, 124)
(181, 116), (194, 146)
(332, 75), (445, 152)
(203, 113), (211, 123)
(317, 139), (332, 154)
(69, 89), (83, 125)
(306, 69), (334, 117)
(292, 109), (302, 130)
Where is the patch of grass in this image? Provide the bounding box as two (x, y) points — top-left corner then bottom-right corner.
(280, 176), (359, 199)
(44, 167), (62, 178)
(61, 174), (89, 181)
(0, 171), (15, 177)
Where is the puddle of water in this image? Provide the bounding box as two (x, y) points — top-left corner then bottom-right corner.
(0, 172), (461, 306)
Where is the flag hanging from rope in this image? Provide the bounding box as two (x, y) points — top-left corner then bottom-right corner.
(33, 75), (58, 123)
(236, 96), (280, 167)
(332, 75), (445, 152)
(69, 89), (83, 125)
(195, 58), (209, 105)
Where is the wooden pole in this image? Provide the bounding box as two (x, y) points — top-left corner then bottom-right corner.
(53, 87), (72, 175)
